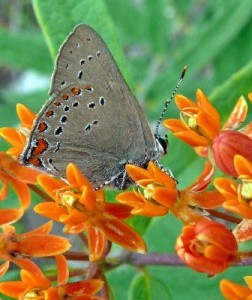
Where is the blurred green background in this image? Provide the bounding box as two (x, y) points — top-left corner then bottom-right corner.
(0, 0), (252, 299)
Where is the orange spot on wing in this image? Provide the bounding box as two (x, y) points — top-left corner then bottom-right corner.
(61, 94), (69, 100)
(84, 85), (93, 91)
(54, 100), (61, 107)
(27, 156), (42, 167)
(33, 138), (49, 155)
(37, 122), (48, 133)
(70, 87), (82, 96)
(45, 110), (54, 118)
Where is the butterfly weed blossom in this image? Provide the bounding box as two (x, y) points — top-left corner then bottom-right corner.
(1, 91), (251, 299)
(0, 27), (252, 300)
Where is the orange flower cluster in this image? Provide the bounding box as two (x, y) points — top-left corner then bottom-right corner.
(0, 88), (251, 299)
(164, 90), (252, 176)
(0, 254), (104, 300)
(35, 163), (146, 261)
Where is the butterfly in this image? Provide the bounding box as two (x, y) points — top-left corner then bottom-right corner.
(20, 24), (185, 190)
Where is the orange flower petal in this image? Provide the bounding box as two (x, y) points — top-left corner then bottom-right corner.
(87, 227), (106, 262)
(234, 155), (252, 178)
(0, 281), (28, 298)
(34, 202), (67, 221)
(175, 94), (198, 110)
(132, 201), (169, 217)
(79, 185), (96, 210)
(197, 110), (220, 141)
(6, 175), (31, 209)
(223, 96), (248, 130)
(163, 118), (189, 132)
(148, 161), (176, 188)
(186, 161), (215, 192)
(196, 89), (221, 129)
(0, 261), (9, 277)
(0, 181), (8, 200)
(66, 163), (92, 190)
(20, 269), (50, 289)
(244, 276), (252, 290)
(116, 190), (142, 206)
(223, 200), (252, 219)
(56, 255), (69, 285)
(97, 215), (146, 253)
(63, 222), (86, 234)
(24, 220), (53, 235)
(63, 279), (104, 296)
(192, 190), (226, 208)
(103, 202), (132, 219)
(0, 208), (24, 225)
(220, 279), (252, 299)
(0, 128), (26, 156)
(37, 174), (67, 199)
(194, 146), (208, 157)
(214, 178), (238, 200)
(61, 209), (89, 225)
(153, 187), (178, 209)
(16, 103), (36, 129)
(126, 164), (150, 182)
(11, 258), (49, 285)
(17, 234), (71, 257)
(242, 122), (252, 139)
(11, 164), (40, 184)
(175, 131), (209, 147)
(0, 152), (39, 184)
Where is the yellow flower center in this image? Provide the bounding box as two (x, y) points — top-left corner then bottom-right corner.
(241, 182), (252, 200)
(188, 115), (198, 129)
(61, 191), (77, 207)
(193, 239), (208, 256)
(24, 289), (44, 300)
(143, 184), (155, 200)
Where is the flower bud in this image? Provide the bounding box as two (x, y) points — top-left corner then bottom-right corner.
(176, 220), (238, 275)
(212, 130), (252, 177)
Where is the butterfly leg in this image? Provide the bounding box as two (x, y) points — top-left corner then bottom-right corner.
(154, 160), (178, 183)
(94, 169), (126, 190)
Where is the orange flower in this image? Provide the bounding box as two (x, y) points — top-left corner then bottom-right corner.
(176, 220), (238, 275)
(173, 160), (226, 223)
(120, 160), (224, 224)
(164, 90), (250, 176)
(220, 277), (252, 300)
(212, 130), (252, 177)
(0, 254), (104, 300)
(163, 89), (221, 147)
(34, 163), (146, 261)
(0, 103), (36, 157)
(0, 221), (71, 272)
(116, 161), (178, 216)
(214, 155), (252, 219)
(0, 152), (40, 220)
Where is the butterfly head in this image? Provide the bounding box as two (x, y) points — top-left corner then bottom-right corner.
(155, 134), (168, 156)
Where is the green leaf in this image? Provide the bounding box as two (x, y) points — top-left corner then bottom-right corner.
(146, 0), (252, 102)
(129, 274), (150, 300)
(145, 0), (169, 54)
(129, 273), (171, 300)
(0, 28), (51, 73)
(32, 0), (129, 80)
(210, 59), (252, 118)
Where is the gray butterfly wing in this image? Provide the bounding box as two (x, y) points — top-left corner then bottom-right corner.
(21, 24), (157, 188)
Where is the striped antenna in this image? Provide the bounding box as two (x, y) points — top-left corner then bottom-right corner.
(154, 66), (187, 136)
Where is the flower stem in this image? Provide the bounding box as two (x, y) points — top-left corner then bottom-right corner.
(206, 209), (242, 224)
(28, 184), (54, 202)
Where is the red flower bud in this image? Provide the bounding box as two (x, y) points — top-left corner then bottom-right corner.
(176, 220), (238, 275)
(212, 130), (252, 177)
